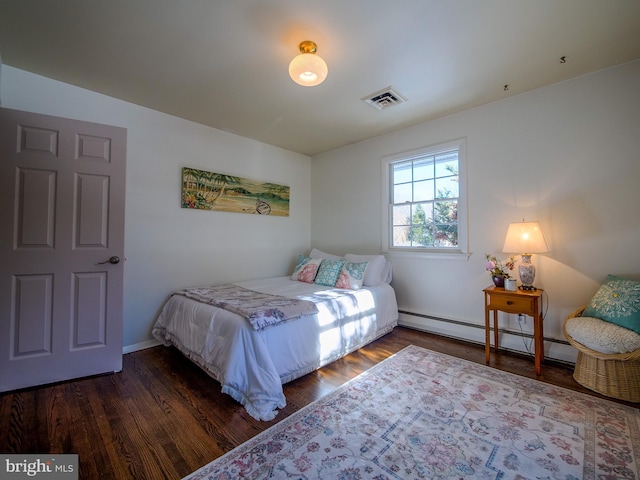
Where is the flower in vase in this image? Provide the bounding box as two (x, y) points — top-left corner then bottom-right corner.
(485, 254), (516, 278)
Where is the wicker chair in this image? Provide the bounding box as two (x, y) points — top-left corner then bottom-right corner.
(564, 305), (640, 402)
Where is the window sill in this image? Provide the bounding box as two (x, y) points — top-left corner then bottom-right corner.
(384, 249), (471, 261)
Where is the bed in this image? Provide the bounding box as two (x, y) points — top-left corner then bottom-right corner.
(152, 252), (398, 421)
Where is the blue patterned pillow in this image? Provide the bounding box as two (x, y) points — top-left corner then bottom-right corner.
(314, 260), (346, 286)
(583, 275), (640, 334)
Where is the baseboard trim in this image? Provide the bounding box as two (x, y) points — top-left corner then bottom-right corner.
(123, 339), (161, 354)
(398, 309), (577, 366)
(122, 312), (577, 364)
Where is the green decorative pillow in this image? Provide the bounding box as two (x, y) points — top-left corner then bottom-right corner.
(583, 275), (640, 334)
(314, 259), (346, 286)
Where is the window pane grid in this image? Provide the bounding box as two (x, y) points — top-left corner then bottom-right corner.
(390, 148), (459, 249)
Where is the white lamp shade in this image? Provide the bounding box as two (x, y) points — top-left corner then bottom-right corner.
(289, 53), (328, 87)
(502, 221), (549, 254)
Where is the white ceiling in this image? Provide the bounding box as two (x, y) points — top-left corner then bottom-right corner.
(1, 1), (640, 156)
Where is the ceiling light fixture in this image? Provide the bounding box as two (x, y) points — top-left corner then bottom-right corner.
(288, 40), (328, 87)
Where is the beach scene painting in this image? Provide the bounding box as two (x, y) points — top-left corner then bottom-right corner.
(181, 167), (290, 216)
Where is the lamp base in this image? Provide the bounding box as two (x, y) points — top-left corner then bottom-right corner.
(518, 253), (537, 290)
(519, 285), (537, 291)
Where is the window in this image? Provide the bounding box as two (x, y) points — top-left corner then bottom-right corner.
(382, 139), (467, 254)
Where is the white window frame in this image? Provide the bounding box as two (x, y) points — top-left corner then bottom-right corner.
(381, 138), (469, 259)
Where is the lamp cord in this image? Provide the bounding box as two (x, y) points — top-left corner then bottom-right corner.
(518, 321), (534, 358)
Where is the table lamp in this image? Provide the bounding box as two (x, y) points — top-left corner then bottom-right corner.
(502, 221), (549, 290)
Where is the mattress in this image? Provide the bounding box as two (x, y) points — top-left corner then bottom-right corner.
(152, 276), (398, 420)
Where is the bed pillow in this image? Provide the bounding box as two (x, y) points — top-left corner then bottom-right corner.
(344, 254), (387, 286)
(290, 255), (322, 283)
(582, 275), (640, 334)
(335, 262), (369, 290)
(309, 248), (343, 261)
(314, 259), (346, 286)
(382, 260), (393, 283)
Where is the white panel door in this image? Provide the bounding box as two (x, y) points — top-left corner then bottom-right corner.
(0, 107), (126, 391)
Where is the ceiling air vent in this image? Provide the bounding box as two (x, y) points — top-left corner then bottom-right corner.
(362, 86), (408, 110)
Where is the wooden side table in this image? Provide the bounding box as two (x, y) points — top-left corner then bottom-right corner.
(483, 285), (544, 376)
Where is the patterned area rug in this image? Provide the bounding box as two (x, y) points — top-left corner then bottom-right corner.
(184, 345), (640, 479)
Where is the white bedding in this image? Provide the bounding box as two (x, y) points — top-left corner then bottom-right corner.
(152, 276), (398, 420)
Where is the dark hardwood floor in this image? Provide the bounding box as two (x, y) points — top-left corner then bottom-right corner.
(0, 327), (635, 479)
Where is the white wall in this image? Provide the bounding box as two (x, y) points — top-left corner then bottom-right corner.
(311, 60), (640, 363)
(3, 61), (639, 362)
(0, 66), (312, 350)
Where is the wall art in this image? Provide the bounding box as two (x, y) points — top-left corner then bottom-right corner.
(181, 167), (289, 216)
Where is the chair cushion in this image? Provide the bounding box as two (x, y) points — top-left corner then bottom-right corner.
(566, 315), (640, 354)
(583, 275), (640, 334)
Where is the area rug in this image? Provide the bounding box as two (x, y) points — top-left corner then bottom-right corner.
(184, 345), (640, 479)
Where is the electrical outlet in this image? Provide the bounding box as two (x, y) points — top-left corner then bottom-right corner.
(518, 314), (526, 324)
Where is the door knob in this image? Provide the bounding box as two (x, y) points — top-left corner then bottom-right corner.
(98, 256), (120, 265)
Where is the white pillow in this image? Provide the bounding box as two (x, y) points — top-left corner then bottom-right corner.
(290, 255), (322, 283)
(309, 248), (342, 261)
(344, 254), (386, 286)
(382, 261), (393, 283)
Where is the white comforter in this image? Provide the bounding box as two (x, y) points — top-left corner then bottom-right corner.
(152, 276), (398, 420)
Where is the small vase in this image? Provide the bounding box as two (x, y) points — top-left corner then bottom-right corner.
(492, 275), (505, 288)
